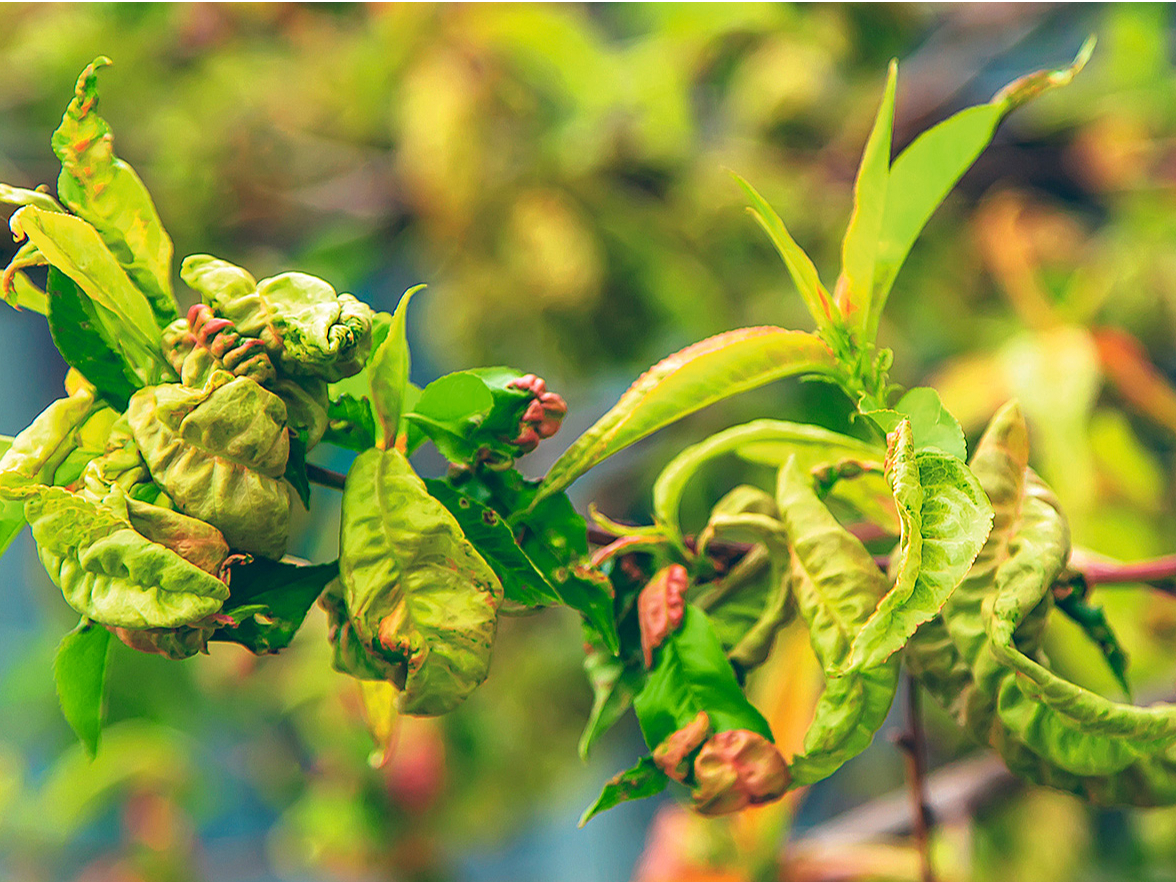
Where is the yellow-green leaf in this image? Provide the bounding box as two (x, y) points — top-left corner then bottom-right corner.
(537, 327), (836, 505)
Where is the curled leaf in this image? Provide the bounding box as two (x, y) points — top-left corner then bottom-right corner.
(336, 448), (503, 715)
(653, 710), (712, 782)
(692, 729), (791, 816)
(638, 564), (688, 668)
(127, 371), (292, 558)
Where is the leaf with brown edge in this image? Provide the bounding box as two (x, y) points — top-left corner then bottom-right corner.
(536, 327), (836, 505)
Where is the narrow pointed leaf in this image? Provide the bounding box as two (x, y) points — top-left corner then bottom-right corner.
(537, 327), (836, 505)
(369, 285), (424, 447)
(52, 57), (178, 327)
(870, 40), (1093, 337)
(838, 60), (897, 337)
(733, 174), (836, 330)
(54, 621), (113, 757)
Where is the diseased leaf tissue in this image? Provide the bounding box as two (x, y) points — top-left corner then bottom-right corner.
(8, 42), (1170, 822)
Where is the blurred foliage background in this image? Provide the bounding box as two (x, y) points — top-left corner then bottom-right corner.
(3, 3), (1176, 880)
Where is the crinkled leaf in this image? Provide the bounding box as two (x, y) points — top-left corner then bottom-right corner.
(182, 255), (374, 382)
(774, 456), (899, 785)
(337, 448), (502, 715)
(863, 386), (966, 460)
(579, 649), (644, 759)
(539, 327), (837, 505)
(54, 620), (112, 758)
(841, 420), (991, 672)
(424, 478), (558, 607)
(19, 484), (229, 628)
(369, 285), (424, 447)
(324, 392), (377, 451)
(633, 604), (772, 751)
(52, 57), (178, 328)
(0, 385), (97, 484)
(10, 206), (165, 374)
(837, 60), (896, 337)
(652, 418), (884, 542)
(909, 401), (1176, 805)
(870, 40), (1093, 337)
(127, 372), (292, 558)
(216, 558), (338, 654)
(733, 174), (835, 331)
(579, 757), (667, 827)
(47, 267), (140, 410)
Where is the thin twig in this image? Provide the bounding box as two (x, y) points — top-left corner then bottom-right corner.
(893, 677), (936, 882)
(306, 463), (347, 491)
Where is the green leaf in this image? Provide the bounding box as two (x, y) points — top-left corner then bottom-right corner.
(285, 429), (311, 510)
(732, 174), (836, 331)
(579, 757), (667, 827)
(215, 558), (338, 654)
(538, 327), (836, 505)
(579, 649), (644, 759)
(405, 371), (494, 461)
(1054, 587), (1131, 697)
(46, 267), (140, 410)
(863, 386), (966, 460)
(633, 605), (772, 751)
(16, 484), (230, 628)
(369, 285), (424, 447)
(323, 392), (377, 451)
(424, 478), (558, 607)
(336, 447), (503, 715)
(54, 621), (112, 758)
(127, 373), (293, 559)
(52, 57), (179, 328)
(448, 467), (620, 653)
(869, 40), (1093, 338)
(774, 456), (899, 784)
(10, 206), (165, 374)
(652, 418), (883, 543)
(837, 60), (896, 339)
(7, 270), (48, 314)
(841, 420), (992, 673)
(0, 182), (65, 213)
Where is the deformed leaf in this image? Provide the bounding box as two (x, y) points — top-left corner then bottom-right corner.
(1054, 587), (1131, 697)
(538, 327), (837, 505)
(52, 57), (179, 328)
(579, 756), (667, 827)
(774, 456), (899, 785)
(863, 386), (967, 460)
(336, 448), (503, 715)
(841, 420), (991, 672)
(54, 620), (112, 757)
(324, 392), (377, 451)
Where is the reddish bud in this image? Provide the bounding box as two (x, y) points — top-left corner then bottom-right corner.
(653, 711), (712, 782)
(638, 564), (689, 668)
(511, 427), (540, 452)
(538, 391), (567, 416)
(537, 416), (563, 439)
(691, 729), (790, 816)
(522, 399), (546, 423)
